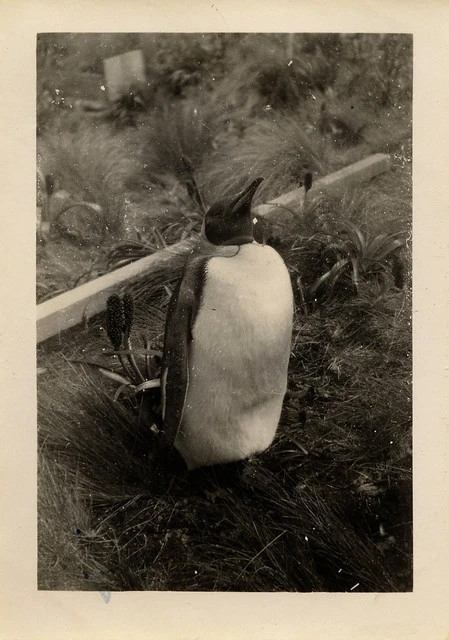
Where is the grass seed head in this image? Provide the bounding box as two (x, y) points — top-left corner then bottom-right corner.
(304, 172), (313, 192)
(122, 293), (135, 340)
(106, 294), (125, 350)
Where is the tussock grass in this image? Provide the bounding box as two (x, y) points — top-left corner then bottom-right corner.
(36, 123), (164, 301)
(259, 164), (411, 315)
(38, 455), (122, 591)
(200, 115), (327, 205)
(38, 123), (144, 238)
(141, 98), (220, 179)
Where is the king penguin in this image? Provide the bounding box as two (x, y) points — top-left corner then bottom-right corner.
(160, 178), (294, 471)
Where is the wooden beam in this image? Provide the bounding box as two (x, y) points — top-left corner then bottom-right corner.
(37, 153), (391, 343)
(253, 153), (391, 219)
(37, 238), (196, 344)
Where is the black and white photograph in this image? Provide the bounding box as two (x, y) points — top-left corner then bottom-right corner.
(2, 2), (449, 638)
(36, 32), (413, 593)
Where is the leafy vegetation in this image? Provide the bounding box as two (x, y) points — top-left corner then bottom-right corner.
(37, 33), (412, 592)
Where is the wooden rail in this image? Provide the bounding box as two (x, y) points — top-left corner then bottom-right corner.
(253, 153), (391, 218)
(37, 153), (391, 343)
(37, 238), (197, 343)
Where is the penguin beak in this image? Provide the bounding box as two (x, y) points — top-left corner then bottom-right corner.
(230, 178), (264, 215)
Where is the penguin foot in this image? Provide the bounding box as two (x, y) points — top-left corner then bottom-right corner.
(149, 446), (189, 492)
(188, 460), (247, 495)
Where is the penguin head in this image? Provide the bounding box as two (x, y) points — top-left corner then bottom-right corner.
(201, 178), (264, 245)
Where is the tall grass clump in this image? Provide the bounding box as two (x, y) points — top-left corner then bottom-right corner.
(141, 97), (221, 181)
(263, 172), (411, 303)
(38, 454), (123, 591)
(38, 123), (144, 239)
(200, 115), (327, 205)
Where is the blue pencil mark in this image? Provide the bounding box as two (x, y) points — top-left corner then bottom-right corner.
(99, 591), (111, 604)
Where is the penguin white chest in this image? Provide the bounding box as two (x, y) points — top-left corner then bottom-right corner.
(175, 243), (293, 470)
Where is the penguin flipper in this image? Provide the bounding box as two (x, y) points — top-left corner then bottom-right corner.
(160, 257), (207, 448)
